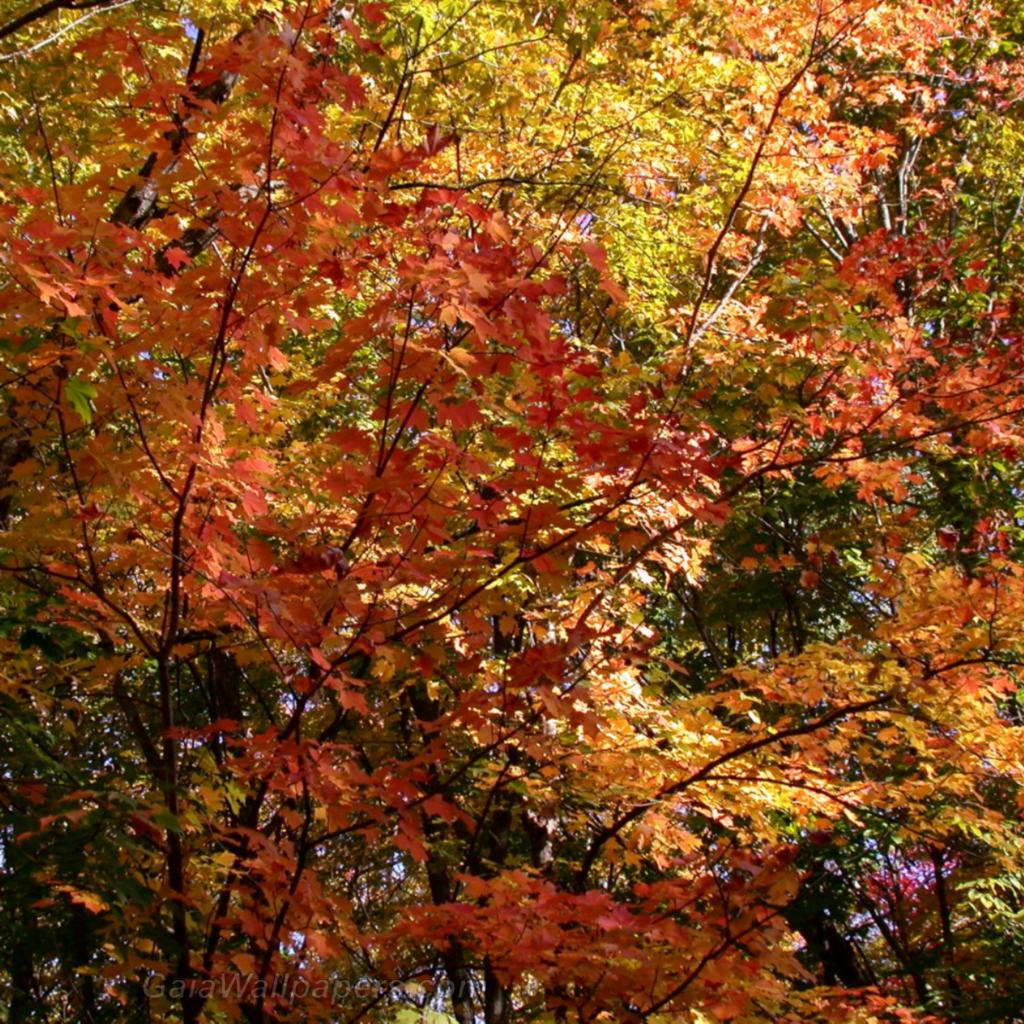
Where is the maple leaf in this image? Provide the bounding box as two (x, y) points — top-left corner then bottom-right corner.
(161, 246), (191, 270)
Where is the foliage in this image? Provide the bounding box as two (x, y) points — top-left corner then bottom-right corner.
(0, 0), (1023, 1022)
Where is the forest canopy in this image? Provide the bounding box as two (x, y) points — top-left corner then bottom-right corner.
(1, 0), (1024, 1021)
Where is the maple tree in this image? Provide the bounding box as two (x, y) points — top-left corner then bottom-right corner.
(1, 0), (1024, 1021)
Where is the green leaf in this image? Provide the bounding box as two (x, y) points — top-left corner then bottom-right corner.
(151, 810), (182, 834)
(66, 377), (96, 423)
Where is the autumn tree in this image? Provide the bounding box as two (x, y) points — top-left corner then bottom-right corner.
(1, 0), (1023, 1022)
